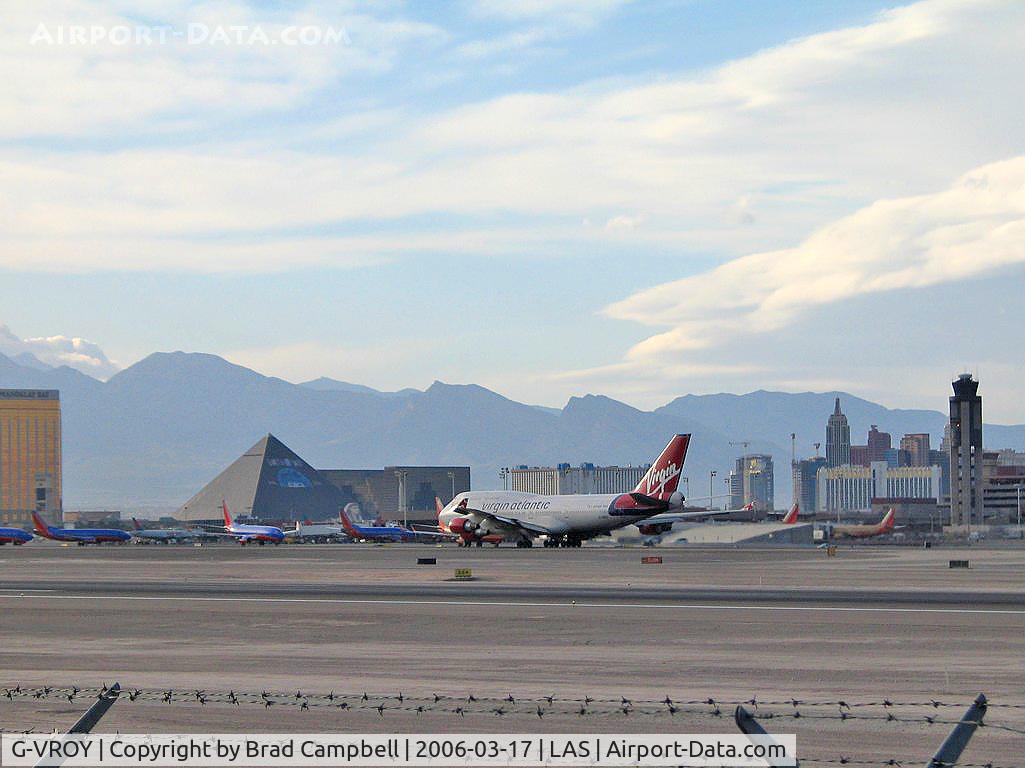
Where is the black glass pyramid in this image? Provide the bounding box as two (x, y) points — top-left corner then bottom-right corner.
(177, 434), (352, 523)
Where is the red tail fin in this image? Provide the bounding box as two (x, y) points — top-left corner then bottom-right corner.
(633, 434), (690, 501)
(221, 500), (233, 529)
(435, 496), (444, 518)
(339, 505), (361, 538)
(132, 518), (142, 531)
(31, 511), (53, 538)
(782, 503), (799, 524)
(879, 508), (895, 532)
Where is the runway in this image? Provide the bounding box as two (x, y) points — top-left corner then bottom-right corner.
(1, 544), (1023, 764)
(3, 578), (1025, 610)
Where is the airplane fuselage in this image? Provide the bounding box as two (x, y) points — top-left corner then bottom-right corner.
(0, 528), (32, 545)
(228, 523), (285, 544)
(41, 527), (131, 544)
(439, 490), (658, 542)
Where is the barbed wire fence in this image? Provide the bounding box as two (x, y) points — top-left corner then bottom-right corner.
(2, 685), (1023, 766)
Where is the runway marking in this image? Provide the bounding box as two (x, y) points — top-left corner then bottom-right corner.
(0, 593), (1023, 616)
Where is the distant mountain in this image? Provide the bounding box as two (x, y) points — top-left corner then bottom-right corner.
(10, 352), (51, 371)
(298, 377), (418, 398)
(1, 350), (1023, 510)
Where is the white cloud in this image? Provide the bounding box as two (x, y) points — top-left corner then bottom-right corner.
(0, 0), (1022, 274)
(0, 324), (120, 378)
(0, 1), (444, 139)
(604, 213), (645, 231)
(596, 155), (1025, 379)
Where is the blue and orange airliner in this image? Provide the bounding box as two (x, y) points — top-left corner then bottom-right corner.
(218, 501), (285, 545)
(0, 526), (32, 545)
(32, 512), (132, 545)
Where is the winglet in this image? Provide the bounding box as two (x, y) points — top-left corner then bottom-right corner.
(782, 502), (799, 524)
(435, 496), (444, 518)
(221, 500), (233, 529)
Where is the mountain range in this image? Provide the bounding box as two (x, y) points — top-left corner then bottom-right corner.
(2, 350), (1023, 512)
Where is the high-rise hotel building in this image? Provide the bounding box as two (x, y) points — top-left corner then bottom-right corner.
(0, 389), (62, 527)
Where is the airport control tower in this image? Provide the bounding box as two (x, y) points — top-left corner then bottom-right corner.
(949, 373), (982, 528)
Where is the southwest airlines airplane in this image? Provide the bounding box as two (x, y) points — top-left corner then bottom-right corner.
(0, 527), (33, 545)
(218, 501), (285, 545)
(437, 434), (725, 548)
(32, 512), (132, 545)
(339, 504), (452, 543)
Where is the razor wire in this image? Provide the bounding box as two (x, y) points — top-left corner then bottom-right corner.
(3, 685), (1025, 730)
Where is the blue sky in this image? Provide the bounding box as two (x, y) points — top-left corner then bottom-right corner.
(1, 0), (1024, 420)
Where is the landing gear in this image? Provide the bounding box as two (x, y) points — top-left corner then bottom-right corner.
(516, 539), (533, 548)
(543, 536), (582, 548)
(257, 540), (265, 546)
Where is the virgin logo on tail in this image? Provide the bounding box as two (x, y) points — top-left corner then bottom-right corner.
(634, 434), (690, 501)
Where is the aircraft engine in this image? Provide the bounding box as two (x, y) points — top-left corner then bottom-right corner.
(448, 517), (478, 536)
(668, 491), (685, 508)
(636, 522), (673, 536)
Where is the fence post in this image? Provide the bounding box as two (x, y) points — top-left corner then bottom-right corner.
(735, 705), (798, 767)
(924, 693), (987, 768)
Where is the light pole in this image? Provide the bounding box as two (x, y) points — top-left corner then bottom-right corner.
(447, 471), (456, 502)
(709, 470), (717, 510)
(1018, 484), (1023, 534)
(681, 476), (689, 500)
(395, 470), (408, 528)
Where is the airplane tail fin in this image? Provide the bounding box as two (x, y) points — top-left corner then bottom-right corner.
(31, 511), (52, 538)
(132, 517), (142, 531)
(435, 496), (444, 518)
(782, 503), (799, 524)
(339, 504), (361, 538)
(880, 508), (895, 532)
(633, 434), (690, 502)
(221, 500), (233, 529)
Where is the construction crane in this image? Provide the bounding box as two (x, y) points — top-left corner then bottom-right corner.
(729, 440), (752, 454)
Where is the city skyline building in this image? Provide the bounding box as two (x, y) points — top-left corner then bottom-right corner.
(0, 389), (62, 527)
(729, 453), (775, 511)
(825, 397), (851, 468)
(506, 463), (648, 496)
(816, 461), (942, 514)
(900, 433), (932, 467)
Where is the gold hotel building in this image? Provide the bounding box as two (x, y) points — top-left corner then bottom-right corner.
(0, 389), (62, 527)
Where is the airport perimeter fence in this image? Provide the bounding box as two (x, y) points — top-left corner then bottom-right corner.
(3, 684), (1024, 767)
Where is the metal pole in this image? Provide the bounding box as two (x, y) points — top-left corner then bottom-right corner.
(710, 470), (717, 510)
(924, 694), (987, 768)
(1018, 484), (1022, 533)
(734, 705), (797, 767)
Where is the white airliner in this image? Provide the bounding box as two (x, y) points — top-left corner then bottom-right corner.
(437, 434), (725, 548)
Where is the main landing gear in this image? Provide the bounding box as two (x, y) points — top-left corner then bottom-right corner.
(542, 536), (582, 548)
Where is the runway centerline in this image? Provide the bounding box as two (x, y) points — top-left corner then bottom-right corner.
(2, 592), (1023, 615)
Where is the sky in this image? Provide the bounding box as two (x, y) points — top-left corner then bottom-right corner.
(1, 0), (1024, 420)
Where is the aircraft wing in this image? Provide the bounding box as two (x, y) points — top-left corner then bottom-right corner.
(637, 508), (734, 525)
(410, 526), (458, 539)
(464, 507), (553, 535)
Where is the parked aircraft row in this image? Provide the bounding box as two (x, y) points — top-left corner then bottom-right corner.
(0, 437), (899, 547)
